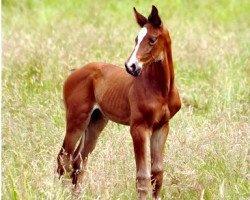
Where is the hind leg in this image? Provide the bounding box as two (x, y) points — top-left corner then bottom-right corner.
(57, 104), (93, 178)
(71, 109), (108, 186)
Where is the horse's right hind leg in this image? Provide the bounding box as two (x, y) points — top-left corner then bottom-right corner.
(71, 109), (108, 186)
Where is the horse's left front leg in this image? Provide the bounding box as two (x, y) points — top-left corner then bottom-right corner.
(131, 124), (151, 200)
(150, 123), (169, 200)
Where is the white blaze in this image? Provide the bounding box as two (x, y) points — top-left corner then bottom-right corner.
(127, 27), (147, 67)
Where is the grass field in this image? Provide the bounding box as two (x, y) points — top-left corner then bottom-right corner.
(2, 0), (250, 199)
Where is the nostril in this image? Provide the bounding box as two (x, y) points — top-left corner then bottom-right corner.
(131, 64), (136, 71)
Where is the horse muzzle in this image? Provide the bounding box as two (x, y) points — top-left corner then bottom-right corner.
(125, 62), (142, 77)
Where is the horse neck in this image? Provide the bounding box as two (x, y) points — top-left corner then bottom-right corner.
(165, 36), (175, 90)
(140, 43), (175, 97)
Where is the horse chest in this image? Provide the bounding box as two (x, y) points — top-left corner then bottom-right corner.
(152, 102), (170, 129)
(134, 100), (170, 129)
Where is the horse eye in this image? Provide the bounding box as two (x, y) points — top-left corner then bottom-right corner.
(149, 37), (157, 46)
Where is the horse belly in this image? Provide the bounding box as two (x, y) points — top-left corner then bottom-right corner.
(101, 110), (130, 125)
(94, 79), (131, 125)
(97, 98), (130, 125)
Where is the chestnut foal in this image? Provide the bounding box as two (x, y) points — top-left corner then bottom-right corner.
(57, 5), (181, 199)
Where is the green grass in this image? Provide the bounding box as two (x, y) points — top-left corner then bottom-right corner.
(2, 0), (250, 199)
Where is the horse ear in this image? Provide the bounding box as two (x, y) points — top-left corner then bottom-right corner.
(148, 5), (162, 28)
(133, 7), (148, 27)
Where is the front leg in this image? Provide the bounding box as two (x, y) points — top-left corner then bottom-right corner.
(131, 124), (151, 200)
(150, 123), (169, 199)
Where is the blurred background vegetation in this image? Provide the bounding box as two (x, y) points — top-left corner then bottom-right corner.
(2, 0), (249, 199)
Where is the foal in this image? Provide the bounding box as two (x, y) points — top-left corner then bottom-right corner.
(57, 5), (181, 199)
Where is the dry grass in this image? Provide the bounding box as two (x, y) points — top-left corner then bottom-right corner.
(2, 0), (250, 199)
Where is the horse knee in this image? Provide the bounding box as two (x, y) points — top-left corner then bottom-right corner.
(151, 160), (163, 178)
